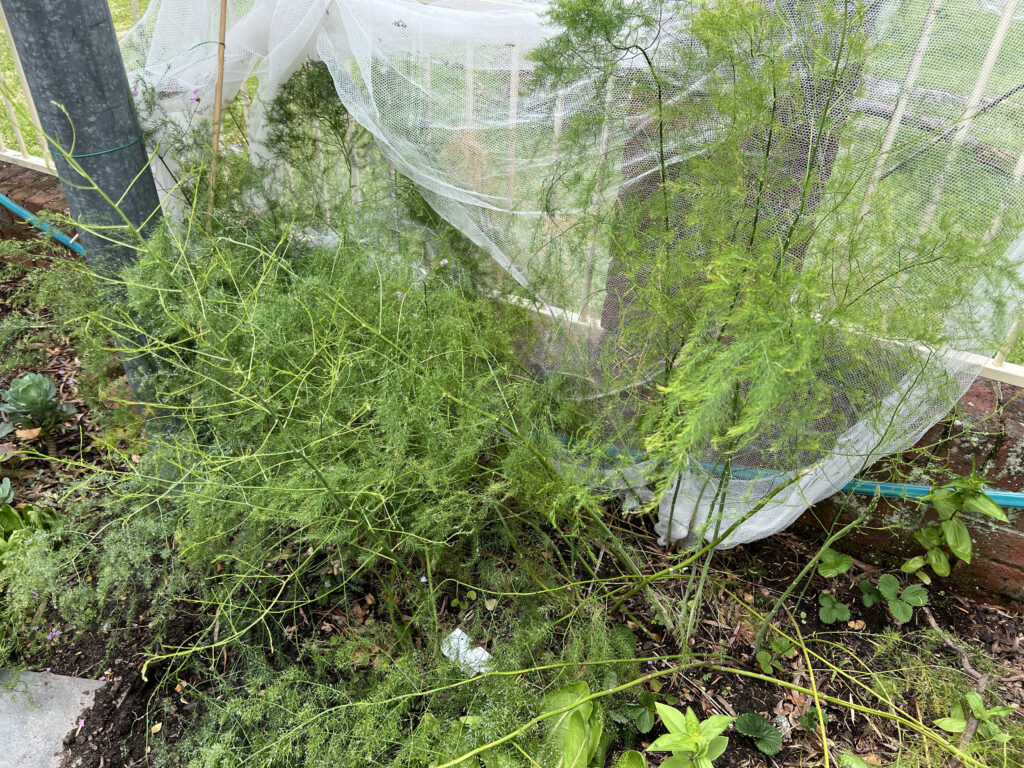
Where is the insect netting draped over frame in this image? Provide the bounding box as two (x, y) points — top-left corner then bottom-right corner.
(120, 0), (1024, 547)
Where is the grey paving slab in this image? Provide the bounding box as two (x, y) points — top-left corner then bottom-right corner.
(0, 670), (104, 768)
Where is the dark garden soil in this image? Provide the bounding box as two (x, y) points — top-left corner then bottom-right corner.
(3, 253), (1022, 768)
(574, 514), (1024, 767)
(52, 608), (204, 768)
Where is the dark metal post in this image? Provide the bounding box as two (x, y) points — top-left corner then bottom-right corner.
(2, 0), (168, 424)
(1, 0), (160, 269)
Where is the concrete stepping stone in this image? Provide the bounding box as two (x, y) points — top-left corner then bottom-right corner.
(0, 670), (103, 768)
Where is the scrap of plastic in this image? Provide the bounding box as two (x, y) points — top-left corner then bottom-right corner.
(441, 628), (491, 676)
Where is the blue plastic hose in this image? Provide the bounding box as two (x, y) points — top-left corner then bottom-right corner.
(842, 479), (1024, 508)
(570, 433), (1024, 509)
(0, 190), (83, 254)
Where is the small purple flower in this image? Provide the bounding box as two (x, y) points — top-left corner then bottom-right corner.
(189, 88), (201, 104)
(132, 90), (138, 98)
(420, 576), (428, 583)
(439, 259), (449, 268)
(47, 628), (62, 642)
(77, 719), (85, 727)
(43, 667), (51, 673)
(57, 369), (65, 375)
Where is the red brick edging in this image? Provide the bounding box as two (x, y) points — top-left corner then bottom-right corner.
(802, 379), (1024, 604)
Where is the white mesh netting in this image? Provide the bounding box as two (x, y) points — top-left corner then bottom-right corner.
(120, 0), (1024, 547)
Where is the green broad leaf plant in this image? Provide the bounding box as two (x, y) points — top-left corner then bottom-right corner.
(902, 470), (1008, 584)
(0, 500), (57, 566)
(935, 692), (1015, 745)
(542, 682), (612, 768)
(614, 751), (649, 768)
(647, 703), (733, 768)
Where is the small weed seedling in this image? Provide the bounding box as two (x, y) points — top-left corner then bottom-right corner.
(935, 692), (1015, 745)
(0, 373), (75, 436)
(859, 574), (927, 624)
(756, 637), (796, 675)
(902, 471), (1007, 583)
(620, 683), (679, 735)
(0, 478), (12, 506)
(646, 703), (733, 768)
(818, 592), (850, 624)
(799, 710), (828, 730)
(734, 713), (783, 756)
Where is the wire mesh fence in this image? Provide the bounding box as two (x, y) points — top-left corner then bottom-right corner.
(0, 0), (1022, 386)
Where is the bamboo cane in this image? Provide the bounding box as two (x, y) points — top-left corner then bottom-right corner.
(207, 0), (229, 217)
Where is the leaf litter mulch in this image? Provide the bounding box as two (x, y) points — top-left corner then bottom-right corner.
(2, 254), (1022, 768)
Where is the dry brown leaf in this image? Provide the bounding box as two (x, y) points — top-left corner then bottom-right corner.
(15, 427), (41, 440)
(735, 620), (756, 647)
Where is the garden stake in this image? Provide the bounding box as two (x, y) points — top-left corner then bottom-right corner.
(208, 0), (229, 217)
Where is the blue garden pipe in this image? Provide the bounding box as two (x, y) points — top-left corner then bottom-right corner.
(842, 480), (1024, 509)
(0, 190), (84, 255)
(697, 461), (1024, 509)
(578, 436), (1024, 509)
(702, 461), (1024, 508)
(703, 463), (1024, 508)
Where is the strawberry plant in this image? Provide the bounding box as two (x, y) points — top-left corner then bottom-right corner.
(817, 547), (853, 579)
(859, 574), (927, 624)
(755, 637), (796, 675)
(818, 592), (850, 624)
(734, 713), (783, 756)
